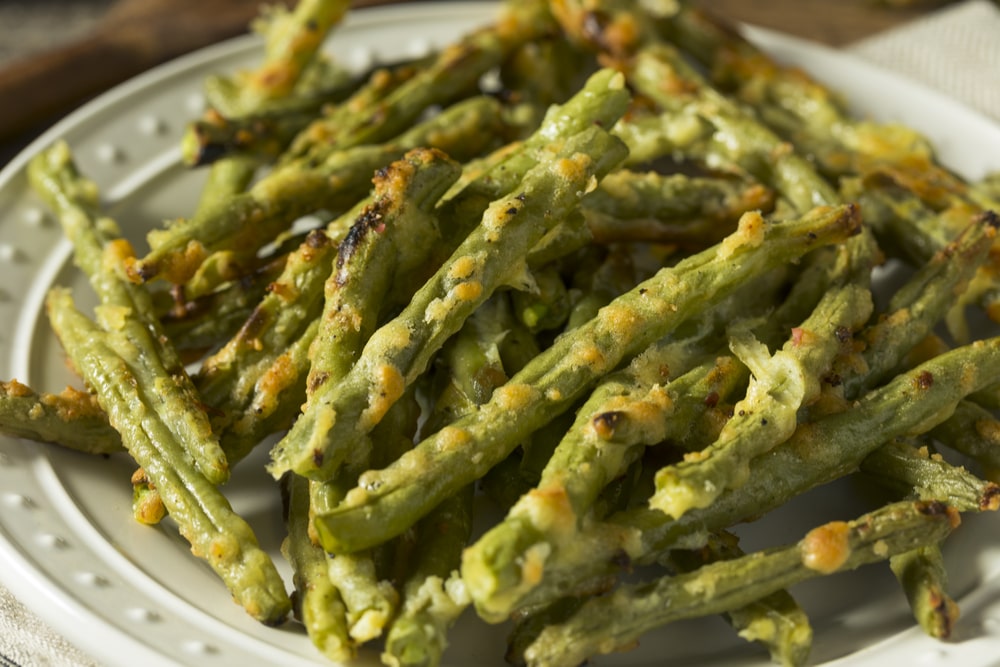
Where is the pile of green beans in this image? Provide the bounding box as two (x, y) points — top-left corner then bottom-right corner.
(4, 0), (1000, 665)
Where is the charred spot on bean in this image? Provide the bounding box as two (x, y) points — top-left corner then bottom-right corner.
(194, 141), (228, 167)
(592, 411), (623, 439)
(312, 449), (325, 468)
(308, 371), (330, 394)
(304, 229), (330, 249)
(980, 484), (1000, 511)
(516, 193), (527, 202)
(760, 418), (768, 426)
(980, 210), (1000, 229)
(916, 500), (949, 517)
(834, 326), (852, 343)
(581, 9), (612, 49)
(704, 391), (720, 408)
(305, 19), (318, 31)
(916, 370), (934, 390)
(610, 549), (632, 571)
(638, 288), (647, 295)
(132, 260), (160, 283)
(335, 207), (386, 277)
(823, 372), (843, 387)
(237, 305), (271, 340)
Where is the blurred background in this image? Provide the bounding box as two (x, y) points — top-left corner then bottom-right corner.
(0, 0), (958, 161)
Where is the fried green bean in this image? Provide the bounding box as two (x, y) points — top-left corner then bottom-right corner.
(159, 254), (287, 351)
(930, 400), (1000, 479)
(130, 95), (506, 285)
(28, 142), (228, 485)
(306, 148), (462, 401)
(314, 204), (861, 558)
(383, 296), (520, 667)
(472, 335), (1000, 618)
(861, 439), (1000, 515)
(190, 0), (350, 217)
(627, 42), (840, 213)
(522, 500), (959, 667)
(842, 212), (995, 399)
(0, 380), (121, 455)
(889, 545), (958, 640)
(649, 236), (876, 518)
(860, 438), (1000, 639)
(210, 0), (351, 115)
(281, 473), (354, 662)
(582, 171), (775, 247)
(287, 0), (554, 162)
(269, 93), (631, 481)
(47, 288), (290, 624)
(666, 532), (813, 667)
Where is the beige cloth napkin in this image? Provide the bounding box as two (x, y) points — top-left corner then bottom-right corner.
(2, 1), (1000, 666)
(850, 0), (1000, 123)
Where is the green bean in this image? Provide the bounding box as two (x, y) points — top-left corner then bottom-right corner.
(287, 0), (554, 162)
(0, 380), (121, 455)
(314, 204), (861, 558)
(649, 235), (876, 517)
(522, 500), (958, 667)
(280, 473), (354, 662)
(130, 95), (506, 285)
(930, 400), (1000, 479)
(47, 288), (290, 624)
(859, 438), (999, 639)
(475, 334), (1000, 618)
(666, 532), (813, 667)
(582, 171), (775, 248)
(29, 142), (228, 484)
(269, 102), (630, 481)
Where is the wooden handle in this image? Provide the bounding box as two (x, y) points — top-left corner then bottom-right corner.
(0, 33), (145, 140)
(0, 0), (408, 143)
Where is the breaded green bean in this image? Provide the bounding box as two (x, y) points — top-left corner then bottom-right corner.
(860, 438), (1000, 639)
(649, 235), (876, 518)
(582, 170), (775, 247)
(269, 102), (631, 481)
(210, 0), (350, 115)
(306, 148), (462, 398)
(667, 532), (813, 667)
(190, 0), (349, 217)
(0, 380), (121, 455)
(861, 439), (1000, 515)
(522, 500), (959, 667)
(842, 212), (995, 398)
(130, 95), (506, 285)
(159, 254), (287, 352)
(287, 0), (555, 162)
(627, 42), (840, 213)
(47, 288), (290, 624)
(930, 400), (1000, 479)
(314, 204), (861, 558)
(472, 334), (1000, 617)
(28, 142), (228, 485)
(280, 473), (354, 662)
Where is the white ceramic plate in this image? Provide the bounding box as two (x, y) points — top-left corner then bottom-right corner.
(1, 3), (1000, 666)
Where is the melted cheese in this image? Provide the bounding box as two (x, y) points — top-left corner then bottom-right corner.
(801, 521), (851, 574)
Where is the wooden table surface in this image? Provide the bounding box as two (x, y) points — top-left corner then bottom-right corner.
(694, 0), (945, 46)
